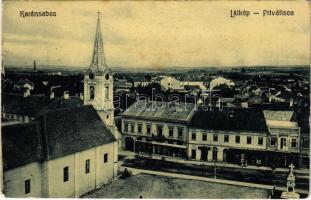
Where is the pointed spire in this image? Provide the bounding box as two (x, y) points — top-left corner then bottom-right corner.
(34, 60), (37, 71)
(90, 11), (108, 72)
(1, 61), (5, 77)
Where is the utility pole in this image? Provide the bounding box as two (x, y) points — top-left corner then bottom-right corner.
(214, 161), (217, 179)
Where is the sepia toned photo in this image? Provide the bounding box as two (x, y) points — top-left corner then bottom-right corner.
(1, 0), (310, 198)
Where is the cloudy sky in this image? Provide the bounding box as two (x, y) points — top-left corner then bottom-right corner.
(2, 1), (310, 69)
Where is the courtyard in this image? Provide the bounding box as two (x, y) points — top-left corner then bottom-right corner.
(83, 173), (270, 198)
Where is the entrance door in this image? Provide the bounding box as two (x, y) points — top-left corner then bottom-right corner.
(223, 149), (228, 162)
(125, 137), (134, 151)
(200, 148), (208, 161)
(212, 147), (218, 161)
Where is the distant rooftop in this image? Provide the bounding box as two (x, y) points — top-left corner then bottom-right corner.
(1, 119), (25, 127)
(2, 93), (83, 117)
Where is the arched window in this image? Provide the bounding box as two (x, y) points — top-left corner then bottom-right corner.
(90, 86), (95, 100)
(105, 86), (109, 99)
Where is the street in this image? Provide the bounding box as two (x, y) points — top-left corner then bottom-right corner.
(120, 156), (309, 191)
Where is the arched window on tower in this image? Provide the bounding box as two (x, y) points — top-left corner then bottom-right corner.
(90, 86), (95, 100)
(105, 86), (109, 99)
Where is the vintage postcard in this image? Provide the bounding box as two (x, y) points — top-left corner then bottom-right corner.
(1, 0), (310, 198)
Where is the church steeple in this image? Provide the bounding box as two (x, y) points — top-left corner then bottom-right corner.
(90, 11), (108, 72)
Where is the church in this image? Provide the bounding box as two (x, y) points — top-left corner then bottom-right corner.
(1, 13), (119, 197)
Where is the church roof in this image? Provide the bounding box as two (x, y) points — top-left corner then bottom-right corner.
(2, 105), (116, 171)
(2, 122), (42, 171)
(41, 105), (116, 160)
(122, 100), (196, 124)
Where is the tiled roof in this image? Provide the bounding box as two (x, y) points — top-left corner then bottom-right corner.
(2, 93), (83, 117)
(189, 107), (268, 133)
(41, 106), (116, 160)
(2, 122), (42, 171)
(122, 100), (196, 124)
(2, 106), (116, 170)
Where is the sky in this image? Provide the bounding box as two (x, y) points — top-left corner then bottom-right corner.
(2, 1), (310, 69)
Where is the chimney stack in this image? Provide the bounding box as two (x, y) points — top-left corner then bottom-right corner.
(50, 91), (55, 99)
(23, 88), (31, 97)
(64, 91), (69, 99)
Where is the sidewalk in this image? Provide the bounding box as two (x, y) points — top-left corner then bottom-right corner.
(119, 151), (309, 175)
(119, 166), (309, 195)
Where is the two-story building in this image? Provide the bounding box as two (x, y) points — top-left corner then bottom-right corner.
(188, 107), (268, 166)
(121, 100), (196, 159)
(121, 101), (303, 168)
(263, 110), (300, 167)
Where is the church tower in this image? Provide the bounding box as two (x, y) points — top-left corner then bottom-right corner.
(84, 12), (114, 126)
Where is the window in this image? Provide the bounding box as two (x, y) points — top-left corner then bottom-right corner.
(137, 124), (142, 133)
(85, 159), (90, 174)
(258, 137), (263, 145)
(235, 136), (240, 144)
(169, 127), (174, 137)
(202, 133), (207, 141)
(192, 132), (196, 140)
(89, 86), (95, 100)
(224, 135), (229, 143)
(302, 136), (309, 147)
(146, 124), (151, 134)
(191, 149), (196, 159)
(105, 86), (109, 99)
(178, 127), (183, 138)
(63, 166), (69, 182)
(104, 153), (108, 163)
(247, 136), (252, 144)
(130, 123), (135, 133)
(25, 179), (31, 194)
(291, 138), (297, 148)
(270, 137), (277, 146)
(125, 122), (129, 132)
(157, 125), (163, 136)
(213, 134), (218, 142)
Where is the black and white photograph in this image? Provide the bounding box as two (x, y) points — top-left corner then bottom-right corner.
(1, 0), (310, 198)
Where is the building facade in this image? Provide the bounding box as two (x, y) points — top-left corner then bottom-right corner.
(121, 101), (303, 168)
(121, 101), (196, 158)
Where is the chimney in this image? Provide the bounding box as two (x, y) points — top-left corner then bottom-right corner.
(23, 88), (30, 97)
(64, 91), (69, 99)
(289, 98), (294, 107)
(50, 91), (55, 99)
(241, 102), (248, 108)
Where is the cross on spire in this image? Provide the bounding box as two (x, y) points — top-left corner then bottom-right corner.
(90, 11), (108, 72)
